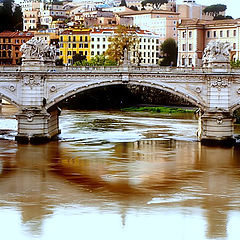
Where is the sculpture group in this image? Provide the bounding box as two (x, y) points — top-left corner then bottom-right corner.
(202, 41), (231, 67)
(20, 37), (56, 62)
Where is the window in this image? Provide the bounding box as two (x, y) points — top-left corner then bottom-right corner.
(84, 44), (88, 48)
(103, 44), (105, 49)
(97, 44), (100, 49)
(60, 51), (63, 55)
(189, 44), (192, 51)
(91, 44), (94, 49)
(73, 43), (76, 48)
(91, 38), (94, 41)
(227, 30), (229, 37)
(68, 43), (71, 48)
(234, 30), (236, 36)
(79, 44), (83, 48)
(73, 36), (76, 42)
(73, 51), (76, 55)
(182, 31), (186, 38)
(189, 31), (192, 38)
(233, 43), (236, 49)
(97, 38), (100, 41)
(103, 38), (105, 42)
(91, 51), (94, 55)
(85, 36), (88, 42)
(182, 58), (185, 66)
(220, 31), (223, 37)
(80, 36), (82, 42)
(68, 36), (71, 41)
(182, 44), (186, 51)
(213, 31), (216, 38)
(67, 51), (71, 55)
(60, 36), (63, 42)
(188, 58), (192, 66)
(85, 51), (87, 55)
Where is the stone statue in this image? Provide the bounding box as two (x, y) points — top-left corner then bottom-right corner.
(20, 37), (56, 64)
(202, 41), (231, 68)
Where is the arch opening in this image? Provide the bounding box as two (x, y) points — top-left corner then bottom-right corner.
(48, 83), (203, 111)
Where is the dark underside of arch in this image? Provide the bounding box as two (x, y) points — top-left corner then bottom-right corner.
(57, 84), (195, 110)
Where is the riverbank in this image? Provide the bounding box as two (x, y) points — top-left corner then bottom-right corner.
(121, 106), (196, 114)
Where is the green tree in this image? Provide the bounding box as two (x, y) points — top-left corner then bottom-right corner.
(72, 54), (86, 65)
(0, 0), (23, 32)
(160, 38), (177, 66)
(73, 54), (117, 67)
(56, 58), (64, 66)
(13, 5), (23, 30)
(106, 25), (139, 65)
(203, 4), (227, 18)
(213, 15), (233, 20)
(141, 0), (168, 10)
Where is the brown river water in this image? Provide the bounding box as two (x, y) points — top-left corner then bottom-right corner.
(0, 104), (240, 240)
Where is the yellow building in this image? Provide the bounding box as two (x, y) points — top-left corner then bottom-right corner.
(59, 28), (91, 65)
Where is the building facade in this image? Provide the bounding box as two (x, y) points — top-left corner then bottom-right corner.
(59, 28), (91, 65)
(177, 19), (240, 67)
(118, 10), (179, 42)
(90, 28), (160, 65)
(0, 31), (34, 65)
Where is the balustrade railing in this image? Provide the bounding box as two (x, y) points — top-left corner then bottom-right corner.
(0, 64), (240, 74)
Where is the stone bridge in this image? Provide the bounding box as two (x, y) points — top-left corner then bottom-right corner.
(1, 64), (240, 144)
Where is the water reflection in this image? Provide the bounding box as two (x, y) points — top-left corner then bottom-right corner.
(0, 107), (240, 239)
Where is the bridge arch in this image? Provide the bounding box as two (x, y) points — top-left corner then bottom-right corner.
(0, 88), (19, 107)
(46, 80), (207, 110)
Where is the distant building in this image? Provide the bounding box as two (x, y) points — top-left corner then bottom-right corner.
(177, 19), (240, 67)
(176, 0), (213, 20)
(118, 10), (179, 42)
(0, 31), (33, 65)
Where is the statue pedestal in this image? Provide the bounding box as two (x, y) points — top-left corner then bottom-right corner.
(209, 60), (230, 73)
(21, 59), (45, 71)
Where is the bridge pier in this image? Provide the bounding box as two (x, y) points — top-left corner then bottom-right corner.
(200, 111), (235, 145)
(15, 107), (61, 144)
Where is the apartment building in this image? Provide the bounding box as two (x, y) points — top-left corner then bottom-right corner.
(0, 31), (33, 65)
(90, 28), (161, 65)
(59, 28), (91, 65)
(177, 19), (240, 67)
(118, 10), (179, 42)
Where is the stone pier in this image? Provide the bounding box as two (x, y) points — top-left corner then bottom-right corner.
(200, 111), (235, 145)
(15, 107), (61, 144)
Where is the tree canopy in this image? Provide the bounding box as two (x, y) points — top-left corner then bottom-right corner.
(160, 38), (177, 66)
(0, 0), (23, 32)
(105, 25), (139, 65)
(141, 0), (168, 10)
(203, 4), (227, 17)
(73, 54), (117, 66)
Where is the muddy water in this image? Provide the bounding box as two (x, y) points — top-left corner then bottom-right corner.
(0, 105), (240, 240)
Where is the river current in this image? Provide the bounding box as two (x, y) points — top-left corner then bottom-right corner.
(0, 104), (240, 240)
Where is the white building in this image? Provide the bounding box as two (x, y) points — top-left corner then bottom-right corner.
(90, 28), (161, 65)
